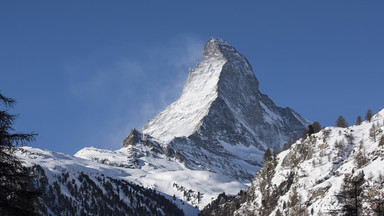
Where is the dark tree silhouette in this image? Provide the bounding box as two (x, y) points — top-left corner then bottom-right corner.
(308, 121), (322, 136)
(365, 109), (373, 122)
(379, 135), (384, 147)
(263, 148), (272, 161)
(356, 115), (362, 126)
(366, 173), (384, 215)
(336, 116), (348, 128)
(0, 93), (38, 215)
(307, 125), (314, 136)
(369, 123), (377, 142)
(311, 121), (322, 134)
(336, 171), (365, 216)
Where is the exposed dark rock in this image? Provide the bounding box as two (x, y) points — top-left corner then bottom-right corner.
(123, 128), (141, 147)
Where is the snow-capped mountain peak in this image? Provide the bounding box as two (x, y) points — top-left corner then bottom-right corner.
(141, 39), (309, 180)
(143, 38), (308, 150)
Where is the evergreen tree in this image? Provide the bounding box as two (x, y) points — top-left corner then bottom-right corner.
(366, 173), (384, 215)
(288, 187), (307, 215)
(308, 122), (322, 136)
(355, 141), (367, 168)
(301, 129), (308, 140)
(369, 123), (377, 142)
(336, 171), (365, 216)
(356, 115), (362, 126)
(336, 116), (348, 128)
(311, 121), (322, 134)
(365, 109), (373, 122)
(0, 93), (38, 215)
(288, 187), (300, 208)
(379, 135), (384, 147)
(307, 125), (315, 136)
(263, 148), (272, 161)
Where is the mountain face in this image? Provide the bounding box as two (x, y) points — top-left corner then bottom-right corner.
(142, 38), (309, 179)
(201, 109), (384, 216)
(143, 38), (308, 147)
(72, 37), (310, 214)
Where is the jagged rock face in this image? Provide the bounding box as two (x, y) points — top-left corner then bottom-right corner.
(123, 128), (141, 147)
(141, 38), (309, 179)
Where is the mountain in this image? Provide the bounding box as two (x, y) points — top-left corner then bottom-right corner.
(14, 37), (310, 215)
(73, 38), (310, 214)
(142, 37), (309, 180)
(200, 109), (384, 216)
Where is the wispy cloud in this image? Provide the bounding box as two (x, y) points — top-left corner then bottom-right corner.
(67, 35), (205, 149)
(132, 35), (204, 125)
(69, 59), (143, 101)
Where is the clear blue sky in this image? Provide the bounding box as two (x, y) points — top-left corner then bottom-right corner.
(1, 1), (383, 154)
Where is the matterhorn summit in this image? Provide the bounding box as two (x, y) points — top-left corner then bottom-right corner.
(76, 38), (309, 181)
(142, 37), (310, 179)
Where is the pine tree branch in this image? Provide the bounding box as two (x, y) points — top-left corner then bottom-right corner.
(0, 93), (16, 107)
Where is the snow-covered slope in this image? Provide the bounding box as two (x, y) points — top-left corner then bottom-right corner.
(15, 147), (186, 216)
(140, 38), (309, 180)
(143, 38), (228, 143)
(201, 109), (384, 216)
(75, 129), (249, 213)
